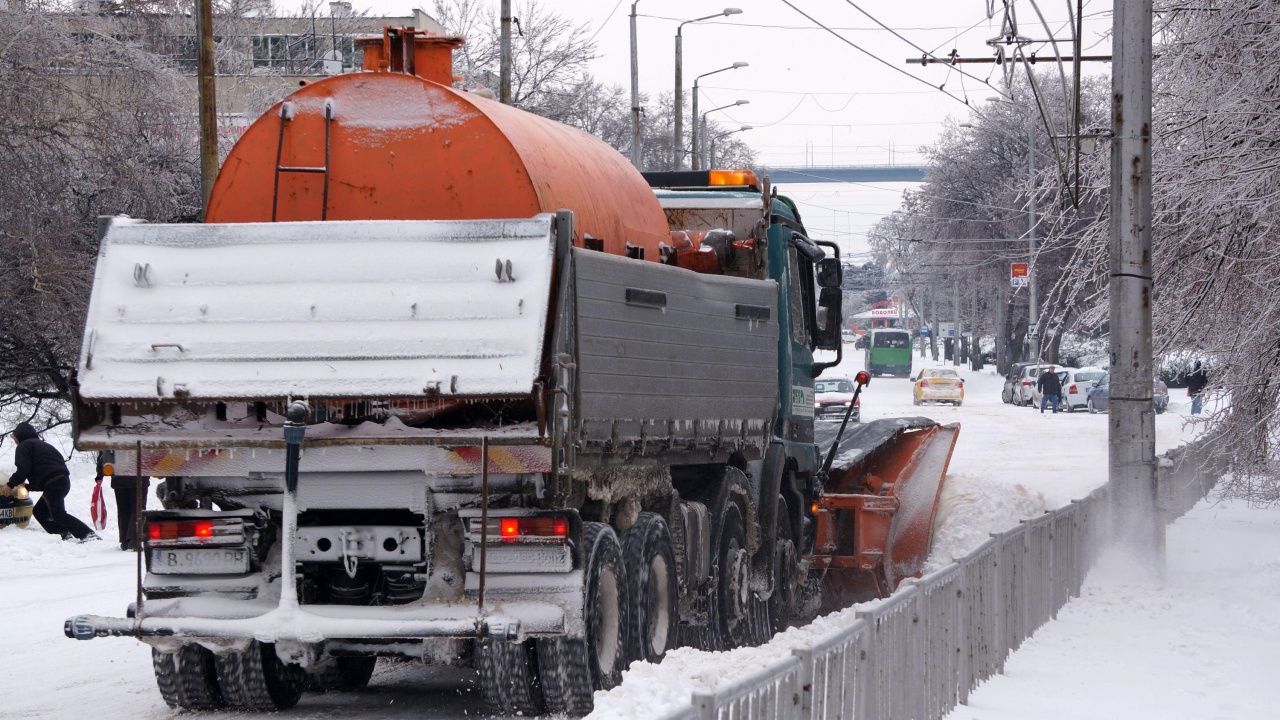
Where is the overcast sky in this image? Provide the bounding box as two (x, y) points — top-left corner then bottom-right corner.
(318, 1), (1115, 258)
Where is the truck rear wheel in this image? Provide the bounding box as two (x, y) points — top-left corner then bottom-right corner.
(716, 503), (753, 649)
(214, 640), (306, 711)
(622, 512), (678, 665)
(152, 644), (224, 710)
(478, 639), (545, 715)
(309, 656), (377, 693)
(768, 500), (798, 635)
(537, 521), (625, 715)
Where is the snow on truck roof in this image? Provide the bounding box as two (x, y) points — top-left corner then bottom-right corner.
(77, 215), (556, 402)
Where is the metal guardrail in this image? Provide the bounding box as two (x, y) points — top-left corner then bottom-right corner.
(652, 485), (1113, 720)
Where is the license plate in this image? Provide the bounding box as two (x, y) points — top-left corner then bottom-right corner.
(150, 547), (249, 575)
(0, 508), (11, 519)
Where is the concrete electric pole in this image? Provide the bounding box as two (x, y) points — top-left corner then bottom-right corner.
(1109, 0), (1163, 571)
(629, 1), (642, 168)
(500, 0), (512, 105)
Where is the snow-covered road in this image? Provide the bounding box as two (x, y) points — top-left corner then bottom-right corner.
(3, 354), (1272, 720)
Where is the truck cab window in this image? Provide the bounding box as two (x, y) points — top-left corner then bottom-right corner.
(788, 247), (812, 348)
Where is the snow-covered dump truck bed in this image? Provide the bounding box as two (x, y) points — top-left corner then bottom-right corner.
(74, 215), (557, 449)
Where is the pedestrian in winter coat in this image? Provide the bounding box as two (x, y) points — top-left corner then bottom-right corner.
(2, 423), (100, 542)
(95, 451), (150, 551)
(1037, 365), (1064, 414)
(1187, 361), (1208, 415)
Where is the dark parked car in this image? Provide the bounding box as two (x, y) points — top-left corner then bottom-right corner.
(1086, 374), (1169, 414)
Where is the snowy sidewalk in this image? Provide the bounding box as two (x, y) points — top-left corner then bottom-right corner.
(945, 498), (1280, 720)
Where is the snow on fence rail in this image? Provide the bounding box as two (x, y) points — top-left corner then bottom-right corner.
(643, 486), (1111, 720)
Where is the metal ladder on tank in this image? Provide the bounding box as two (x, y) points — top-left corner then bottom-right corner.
(271, 99), (334, 221)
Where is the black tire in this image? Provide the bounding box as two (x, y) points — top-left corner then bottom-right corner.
(768, 499), (798, 635)
(152, 644), (224, 710)
(537, 521), (624, 716)
(214, 640), (307, 711)
(478, 639), (545, 715)
(309, 656), (377, 693)
(1088, 398), (1097, 414)
(622, 512), (678, 666)
(715, 503), (752, 650)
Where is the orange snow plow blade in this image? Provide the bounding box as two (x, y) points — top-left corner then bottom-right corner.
(812, 422), (960, 612)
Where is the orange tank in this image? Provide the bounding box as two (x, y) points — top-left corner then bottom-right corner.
(207, 27), (670, 259)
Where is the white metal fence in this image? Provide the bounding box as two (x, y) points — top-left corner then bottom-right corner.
(655, 486), (1112, 720)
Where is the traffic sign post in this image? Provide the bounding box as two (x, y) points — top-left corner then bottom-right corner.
(1010, 262), (1029, 287)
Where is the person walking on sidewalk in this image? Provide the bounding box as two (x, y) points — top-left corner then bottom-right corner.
(95, 451), (149, 551)
(1037, 365), (1064, 414)
(1187, 361), (1208, 415)
(1, 423), (100, 542)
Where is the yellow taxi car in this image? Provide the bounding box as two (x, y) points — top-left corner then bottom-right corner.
(912, 367), (964, 406)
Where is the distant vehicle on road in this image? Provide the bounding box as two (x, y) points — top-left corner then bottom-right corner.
(865, 329), (912, 377)
(842, 329), (858, 344)
(1087, 374), (1169, 414)
(815, 376), (860, 420)
(912, 367), (964, 406)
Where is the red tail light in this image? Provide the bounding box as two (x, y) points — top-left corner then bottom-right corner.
(919, 381), (927, 388)
(480, 516), (570, 543)
(958, 380), (964, 388)
(1069, 384), (1078, 394)
(147, 519), (214, 542)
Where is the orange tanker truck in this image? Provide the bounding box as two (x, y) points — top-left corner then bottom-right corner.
(62, 27), (956, 715)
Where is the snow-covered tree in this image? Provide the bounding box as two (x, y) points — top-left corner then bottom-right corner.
(0, 4), (201, 427)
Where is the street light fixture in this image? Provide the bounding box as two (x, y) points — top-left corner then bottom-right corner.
(674, 9), (743, 169)
(697, 99), (749, 170)
(691, 65), (748, 170)
(707, 125), (752, 168)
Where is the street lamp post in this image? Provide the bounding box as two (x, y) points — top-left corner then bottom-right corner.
(674, 9), (742, 170)
(629, 1), (642, 168)
(708, 125), (752, 168)
(691, 68), (747, 170)
(697, 99), (748, 169)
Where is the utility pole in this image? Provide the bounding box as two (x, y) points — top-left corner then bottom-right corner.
(952, 277), (961, 367)
(196, 0), (217, 214)
(629, 1), (642, 168)
(674, 28), (684, 169)
(499, 0), (513, 105)
(1110, 0), (1162, 570)
(1027, 117), (1040, 362)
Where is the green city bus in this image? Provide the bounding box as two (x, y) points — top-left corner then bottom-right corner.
(865, 328), (913, 377)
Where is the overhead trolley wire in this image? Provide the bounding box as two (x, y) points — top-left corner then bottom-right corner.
(776, 0), (991, 118)
(842, 1), (1012, 100)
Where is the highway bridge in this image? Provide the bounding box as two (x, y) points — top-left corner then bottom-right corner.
(763, 165), (927, 183)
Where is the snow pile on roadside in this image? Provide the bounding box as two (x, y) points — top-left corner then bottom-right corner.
(925, 474), (1047, 573)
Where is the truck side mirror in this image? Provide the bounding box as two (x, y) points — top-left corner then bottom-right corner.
(814, 287), (842, 351)
(816, 257), (842, 288)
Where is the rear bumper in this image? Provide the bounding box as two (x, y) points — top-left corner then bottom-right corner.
(65, 598), (565, 644)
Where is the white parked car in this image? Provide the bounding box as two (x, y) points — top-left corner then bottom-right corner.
(1013, 363), (1052, 406)
(1060, 367), (1106, 412)
(1030, 367), (1072, 409)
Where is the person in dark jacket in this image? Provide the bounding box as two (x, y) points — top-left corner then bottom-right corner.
(1037, 365), (1064, 414)
(3, 423), (100, 542)
(1186, 361), (1209, 415)
(95, 451), (150, 551)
